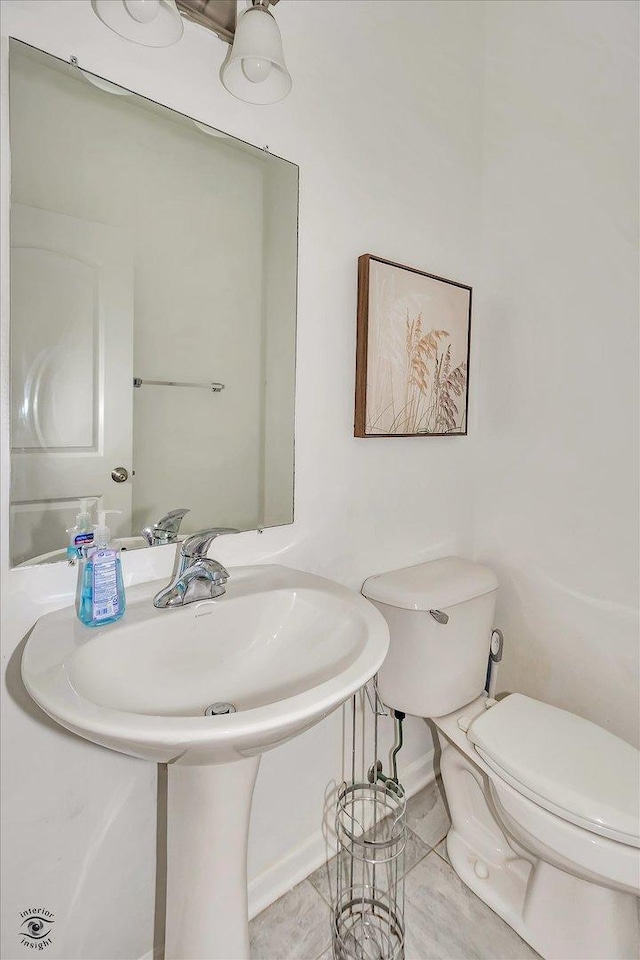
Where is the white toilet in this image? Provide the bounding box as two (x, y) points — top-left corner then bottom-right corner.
(362, 557), (640, 960)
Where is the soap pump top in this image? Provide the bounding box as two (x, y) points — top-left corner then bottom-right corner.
(77, 498), (98, 529)
(94, 509), (121, 549)
(66, 497), (99, 560)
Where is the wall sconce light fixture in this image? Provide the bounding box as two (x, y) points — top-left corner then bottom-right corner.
(220, 0), (291, 105)
(92, 0), (292, 104)
(93, 0), (184, 47)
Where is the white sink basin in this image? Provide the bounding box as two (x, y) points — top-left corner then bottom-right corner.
(21, 563), (389, 960)
(22, 564), (388, 764)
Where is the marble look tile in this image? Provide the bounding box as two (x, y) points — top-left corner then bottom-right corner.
(405, 779), (451, 849)
(434, 836), (450, 864)
(307, 851), (339, 906)
(309, 826), (430, 906)
(250, 879), (331, 960)
(404, 852), (540, 960)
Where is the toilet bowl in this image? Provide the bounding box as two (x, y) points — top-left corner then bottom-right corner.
(362, 557), (640, 960)
(436, 695), (639, 960)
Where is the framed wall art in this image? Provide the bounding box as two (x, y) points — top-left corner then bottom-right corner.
(354, 254), (472, 437)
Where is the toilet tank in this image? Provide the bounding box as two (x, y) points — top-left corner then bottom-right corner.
(362, 557), (498, 718)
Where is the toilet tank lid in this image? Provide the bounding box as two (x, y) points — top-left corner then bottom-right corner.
(361, 557), (498, 611)
(468, 694), (640, 845)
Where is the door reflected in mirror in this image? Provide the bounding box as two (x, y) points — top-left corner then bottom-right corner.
(8, 39), (298, 567)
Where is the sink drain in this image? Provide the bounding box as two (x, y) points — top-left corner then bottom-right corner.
(204, 702), (236, 716)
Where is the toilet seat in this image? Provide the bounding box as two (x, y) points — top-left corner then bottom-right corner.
(467, 694), (640, 847)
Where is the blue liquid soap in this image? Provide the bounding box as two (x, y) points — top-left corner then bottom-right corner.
(76, 510), (126, 627)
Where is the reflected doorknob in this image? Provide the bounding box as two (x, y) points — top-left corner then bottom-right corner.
(111, 466), (129, 483)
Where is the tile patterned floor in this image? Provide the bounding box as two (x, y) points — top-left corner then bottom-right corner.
(249, 779), (540, 960)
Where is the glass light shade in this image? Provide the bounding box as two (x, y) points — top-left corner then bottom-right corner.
(93, 0), (183, 47)
(221, 5), (292, 105)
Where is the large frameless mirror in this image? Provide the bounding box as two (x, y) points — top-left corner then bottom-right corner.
(8, 39), (298, 567)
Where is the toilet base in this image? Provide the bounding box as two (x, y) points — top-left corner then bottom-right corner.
(446, 827), (639, 960)
(440, 742), (640, 960)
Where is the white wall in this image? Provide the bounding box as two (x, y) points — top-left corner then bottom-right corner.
(1, 2), (484, 958)
(3, 3), (637, 958)
(476, 0), (640, 747)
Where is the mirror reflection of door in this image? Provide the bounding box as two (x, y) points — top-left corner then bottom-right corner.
(10, 204), (133, 566)
(8, 40), (298, 567)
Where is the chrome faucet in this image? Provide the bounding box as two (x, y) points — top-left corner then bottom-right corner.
(141, 508), (190, 547)
(153, 528), (239, 608)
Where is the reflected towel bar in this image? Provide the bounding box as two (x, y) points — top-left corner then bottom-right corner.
(133, 378), (225, 393)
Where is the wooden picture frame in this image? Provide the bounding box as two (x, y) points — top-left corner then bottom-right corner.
(355, 254), (472, 437)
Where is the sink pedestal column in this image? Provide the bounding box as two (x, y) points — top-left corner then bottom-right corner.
(165, 756), (261, 960)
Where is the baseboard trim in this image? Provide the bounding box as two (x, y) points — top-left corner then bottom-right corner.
(248, 828), (329, 919)
(399, 746), (436, 799)
(248, 747), (435, 919)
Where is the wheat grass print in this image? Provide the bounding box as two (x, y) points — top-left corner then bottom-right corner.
(355, 255), (471, 437)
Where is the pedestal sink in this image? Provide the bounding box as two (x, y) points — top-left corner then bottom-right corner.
(21, 564), (389, 959)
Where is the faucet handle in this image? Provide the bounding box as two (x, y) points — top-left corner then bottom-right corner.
(156, 508), (190, 535)
(181, 528), (239, 559)
(141, 508), (190, 546)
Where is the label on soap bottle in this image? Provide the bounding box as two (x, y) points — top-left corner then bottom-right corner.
(92, 550), (120, 622)
(74, 531), (94, 558)
(67, 531), (95, 561)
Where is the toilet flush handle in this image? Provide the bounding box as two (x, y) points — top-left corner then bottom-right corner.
(429, 609), (449, 625)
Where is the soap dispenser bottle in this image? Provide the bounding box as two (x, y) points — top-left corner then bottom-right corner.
(66, 498), (98, 560)
(76, 510), (126, 627)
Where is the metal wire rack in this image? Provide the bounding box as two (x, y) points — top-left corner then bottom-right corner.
(332, 680), (406, 960)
